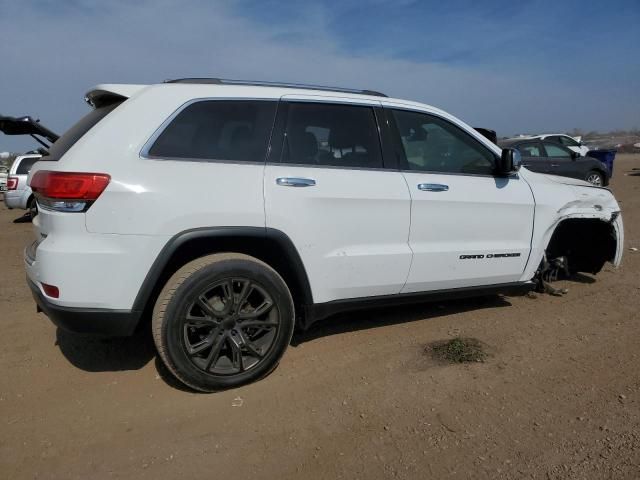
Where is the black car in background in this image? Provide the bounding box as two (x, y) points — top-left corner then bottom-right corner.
(498, 138), (610, 186)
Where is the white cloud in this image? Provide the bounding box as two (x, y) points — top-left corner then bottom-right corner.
(0, 0), (637, 152)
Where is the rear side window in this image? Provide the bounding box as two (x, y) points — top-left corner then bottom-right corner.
(46, 101), (123, 160)
(16, 157), (39, 174)
(280, 103), (383, 169)
(148, 101), (277, 162)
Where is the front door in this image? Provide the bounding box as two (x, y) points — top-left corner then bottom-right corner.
(517, 141), (551, 174)
(542, 142), (580, 180)
(386, 107), (535, 292)
(264, 99), (412, 304)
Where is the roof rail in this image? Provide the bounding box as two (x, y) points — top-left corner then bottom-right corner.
(164, 78), (387, 97)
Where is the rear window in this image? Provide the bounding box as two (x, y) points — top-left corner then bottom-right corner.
(16, 157), (39, 174)
(45, 101), (123, 160)
(147, 100), (277, 162)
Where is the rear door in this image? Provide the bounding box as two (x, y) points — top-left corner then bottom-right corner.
(386, 106), (535, 292)
(264, 97), (412, 304)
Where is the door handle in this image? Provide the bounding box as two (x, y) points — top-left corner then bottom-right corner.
(418, 183), (449, 192)
(276, 177), (316, 187)
(550, 164), (559, 167)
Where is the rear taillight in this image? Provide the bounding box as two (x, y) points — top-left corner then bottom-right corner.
(30, 171), (110, 212)
(42, 283), (60, 298)
(7, 176), (18, 190)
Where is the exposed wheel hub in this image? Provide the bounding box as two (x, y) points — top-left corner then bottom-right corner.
(222, 316), (238, 330)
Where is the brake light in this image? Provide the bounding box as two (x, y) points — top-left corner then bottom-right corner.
(42, 283), (59, 298)
(30, 171), (110, 212)
(7, 176), (18, 190)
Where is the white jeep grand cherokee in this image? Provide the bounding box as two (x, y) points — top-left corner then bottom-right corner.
(25, 79), (624, 392)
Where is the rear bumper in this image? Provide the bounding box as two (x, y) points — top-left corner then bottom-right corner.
(27, 277), (141, 336)
(4, 189), (28, 209)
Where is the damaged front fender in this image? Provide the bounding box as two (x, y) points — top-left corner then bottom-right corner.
(519, 170), (624, 282)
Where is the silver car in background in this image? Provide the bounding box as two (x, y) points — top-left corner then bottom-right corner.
(4, 154), (40, 212)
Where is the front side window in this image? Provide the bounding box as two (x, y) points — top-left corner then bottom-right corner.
(148, 101), (277, 162)
(281, 102), (383, 169)
(392, 109), (495, 175)
(544, 143), (571, 157)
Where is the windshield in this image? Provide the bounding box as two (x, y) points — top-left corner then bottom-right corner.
(44, 101), (123, 160)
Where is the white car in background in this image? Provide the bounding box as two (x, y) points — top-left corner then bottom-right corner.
(4, 154), (40, 213)
(0, 115), (58, 215)
(526, 134), (591, 156)
(0, 166), (7, 193)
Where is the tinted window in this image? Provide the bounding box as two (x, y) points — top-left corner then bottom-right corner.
(392, 110), (495, 175)
(149, 101), (277, 162)
(46, 102), (123, 161)
(16, 157), (39, 174)
(517, 143), (544, 157)
(281, 103), (383, 169)
(544, 143), (571, 157)
(558, 136), (579, 147)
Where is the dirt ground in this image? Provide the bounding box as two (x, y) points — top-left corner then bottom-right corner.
(1, 155), (639, 479)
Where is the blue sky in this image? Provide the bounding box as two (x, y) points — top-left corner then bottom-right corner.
(1, 0), (639, 153)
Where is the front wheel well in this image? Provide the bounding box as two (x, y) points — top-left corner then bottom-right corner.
(545, 218), (617, 274)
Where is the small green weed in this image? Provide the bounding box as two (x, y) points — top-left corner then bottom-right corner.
(429, 337), (486, 363)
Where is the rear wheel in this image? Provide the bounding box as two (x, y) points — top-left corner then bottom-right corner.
(27, 196), (37, 218)
(585, 170), (604, 186)
(152, 253), (295, 392)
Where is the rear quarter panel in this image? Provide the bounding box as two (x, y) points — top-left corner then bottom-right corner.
(36, 85), (269, 235)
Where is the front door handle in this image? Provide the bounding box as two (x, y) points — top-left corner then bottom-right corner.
(276, 177), (316, 187)
(418, 183), (449, 192)
(550, 164), (559, 167)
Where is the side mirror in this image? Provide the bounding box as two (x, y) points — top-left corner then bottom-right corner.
(570, 151), (580, 160)
(498, 148), (521, 175)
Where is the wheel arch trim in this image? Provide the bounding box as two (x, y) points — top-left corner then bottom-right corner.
(131, 227), (314, 314)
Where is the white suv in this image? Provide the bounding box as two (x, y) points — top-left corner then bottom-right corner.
(25, 79), (624, 392)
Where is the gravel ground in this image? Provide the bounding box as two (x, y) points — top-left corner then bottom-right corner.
(1, 154), (639, 479)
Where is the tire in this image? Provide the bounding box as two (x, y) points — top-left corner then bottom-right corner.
(152, 253), (295, 392)
(585, 170), (604, 187)
(27, 196), (37, 219)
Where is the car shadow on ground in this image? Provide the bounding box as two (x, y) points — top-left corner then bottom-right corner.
(53, 284), (588, 389)
(55, 326), (156, 372)
(53, 295), (514, 392)
(12, 212), (32, 223)
(567, 273), (596, 284)
(56, 327), (200, 392)
(291, 295), (514, 346)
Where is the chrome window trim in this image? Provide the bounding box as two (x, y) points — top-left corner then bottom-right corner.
(265, 161), (391, 172)
(399, 169), (519, 180)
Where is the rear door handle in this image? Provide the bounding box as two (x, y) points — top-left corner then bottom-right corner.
(418, 183), (449, 192)
(276, 177), (316, 187)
